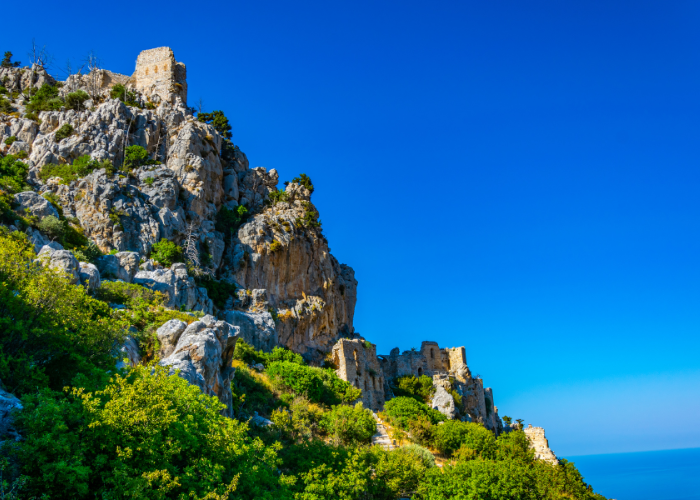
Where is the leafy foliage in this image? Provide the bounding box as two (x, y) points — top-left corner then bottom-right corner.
(384, 396), (445, 430)
(391, 374), (436, 403)
(215, 204), (249, 238)
(0, 154), (30, 194)
(1, 51), (20, 68)
(320, 402), (376, 446)
(198, 110), (232, 139)
(26, 84), (63, 113)
(433, 420), (497, 457)
(38, 154), (110, 183)
(110, 83), (140, 107)
(6, 365), (290, 499)
(65, 90), (90, 110)
(197, 276), (238, 310)
(149, 238), (184, 267)
(0, 232), (127, 394)
(123, 145), (157, 171)
(54, 123), (74, 142)
(288, 173), (314, 194)
(267, 361), (361, 406)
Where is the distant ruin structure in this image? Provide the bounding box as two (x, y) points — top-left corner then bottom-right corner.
(132, 47), (187, 105)
(379, 341), (466, 380)
(524, 425), (559, 464)
(332, 339), (386, 410)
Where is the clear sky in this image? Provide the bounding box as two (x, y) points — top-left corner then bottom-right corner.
(4, 0), (700, 456)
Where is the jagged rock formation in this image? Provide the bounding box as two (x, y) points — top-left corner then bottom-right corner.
(134, 262), (213, 314)
(524, 424), (559, 464)
(0, 383), (22, 444)
(158, 316), (238, 417)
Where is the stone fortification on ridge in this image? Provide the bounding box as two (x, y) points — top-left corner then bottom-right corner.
(132, 47), (187, 105)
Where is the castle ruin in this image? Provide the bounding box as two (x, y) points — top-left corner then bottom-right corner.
(132, 47), (187, 105)
(332, 339), (386, 410)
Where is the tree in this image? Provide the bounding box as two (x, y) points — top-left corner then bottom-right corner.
(197, 110), (232, 139)
(1, 51), (20, 68)
(84, 50), (101, 100)
(320, 402), (376, 445)
(27, 39), (52, 69)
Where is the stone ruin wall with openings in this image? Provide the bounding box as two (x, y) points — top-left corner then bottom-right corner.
(332, 339), (386, 410)
(132, 47), (187, 105)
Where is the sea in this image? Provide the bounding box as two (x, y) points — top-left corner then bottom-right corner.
(566, 447), (700, 500)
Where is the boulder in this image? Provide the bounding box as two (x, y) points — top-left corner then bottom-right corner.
(156, 319), (188, 358)
(431, 385), (457, 419)
(159, 317), (238, 416)
(223, 309), (278, 352)
(78, 262), (101, 290)
(115, 335), (141, 370)
(38, 245), (79, 284)
(133, 263), (213, 314)
(13, 191), (59, 219)
(96, 251), (140, 282)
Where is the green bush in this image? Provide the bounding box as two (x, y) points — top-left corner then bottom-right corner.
(122, 145), (157, 171)
(267, 361), (361, 405)
(37, 215), (65, 241)
(149, 239), (184, 267)
(26, 84), (63, 113)
(197, 276), (238, 310)
(403, 443), (436, 468)
(110, 83), (140, 107)
(3, 135), (16, 145)
(54, 123), (74, 142)
(65, 90), (90, 110)
(268, 188), (290, 205)
(384, 396), (445, 430)
(0, 154), (30, 194)
(0, 96), (14, 114)
(233, 339), (306, 367)
(215, 204), (248, 238)
(433, 420), (497, 457)
(288, 173), (314, 194)
(197, 110), (232, 139)
(320, 402), (376, 445)
(38, 155), (107, 183)
(6, 365), (290, 499)
(391, 374), (435, 403)
(0, 233), (127, 394)
(1, 51), (20, 68)
(495, 429), (535, 463)
(300, 201), (322, 229)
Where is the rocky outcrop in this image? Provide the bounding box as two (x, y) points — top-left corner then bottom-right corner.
(78, 262), (101, 290)
(223, 309), (277, 352)
(431, 381), (457, 419)
(13, 191), (59, 219)
(133, 263), (213, 314)
(229, 182), (357, 362)
(0, 65), (56, 95)
(115, 335), (141, 370)
(524, 425), (559, 464)
(37, 245), (80, 284)
(159, 315), (238, 417)
(96, 252), (140, 282)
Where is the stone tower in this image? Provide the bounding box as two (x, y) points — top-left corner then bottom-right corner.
(132, 47), (187, 105)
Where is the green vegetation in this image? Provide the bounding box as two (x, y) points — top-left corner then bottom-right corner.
(320, 402), (376, 445)
(110, 83), (141, 108)
(0, 154), (30, 195)
(299, 201), (322, 229)
(287, 173), (314, 194)
(1, 51), (20, 68)
(215, 204), (249, 238)
(384, 396), (446, 430)
(123, 145), (158, 171)
(234, 339), (305, 367)
(3, 136), (16, 146)
(268, 188), (290, 205)
(65, 89), (90, 110)
(149, 239), (184, 267)
(267, 361), (360, 406)
(197, 110), (232, 139)
(39, 154), (112, 184)
(54, 123), (74, 142)
(0, 96), (14, 114)
(391, 374), (435, 403)
(197, 276), (238, 310)
(25, 84), (64, 113)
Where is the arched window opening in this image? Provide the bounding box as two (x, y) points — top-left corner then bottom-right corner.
(430, 349), (434, 359)
(417, 367), (423, 377)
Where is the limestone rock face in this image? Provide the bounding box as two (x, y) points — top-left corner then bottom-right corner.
(13, 191), (59, 219)
(79, 262), (101, 290)
(156, 319), (188, 358)
(38, 245), (80, 284)
(133, 263), (213, 314)
(159, 316), (238, 417)
(0, 65), (56, 95)
(115, 335), (141, 370)
(223, 309), (278, 352)
(229, 183), (357, 362)
(524, 425), (559, 464)
(96, 252), (140, 282)
(431, 385), (457, 419)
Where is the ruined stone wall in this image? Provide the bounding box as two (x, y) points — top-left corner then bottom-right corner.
(523, 425), (559, 464)
(132, 47), (187, 105)
(332, 339), (385, 410)
(380, 341), (466, 380)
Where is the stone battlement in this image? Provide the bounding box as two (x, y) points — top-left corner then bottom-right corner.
(378, 341), (467, 381)
(132, 47), (187, 105)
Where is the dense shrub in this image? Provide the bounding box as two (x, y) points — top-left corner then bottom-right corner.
(268, 188), (290, 205)
(392, 374), (435, 403)
(0, 96), (14, 114)
(267, 361), (361, 405)
(65, 90), (90, 110)
(38, 154), (109, 183)
(0, 232), (127, 394)
(26, 84), (63, 113)
(122, 145), (157, 171)
(197, 276), (237, 310)
(54, 123), (74, 142)
(197, 110), (232, 139)
(0, 154), (29, 194)
(233, 339), (306, 367)
(215, 204), (248, 238)
(6, 365), (290, 499)
(300, 200), (322, 229)
(1, 51), (20, 68)
(3, 135), (16, 145)
(320, 402), (376, 445)
(433, 420), (497, 457)
(288, 173), (314, 194)
(149, 238), (184, 267)
(110, 83), (140, 107)
(495, 429), (535, 463)
(384, 396), (445, 430)
(37, 215), (65, 241)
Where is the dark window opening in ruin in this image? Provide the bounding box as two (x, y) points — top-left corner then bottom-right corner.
(430, 349), (434, 359)
(371, 375), (376, 390)
(365, 380), (369, 391)
(417, 367), (423, 376)
(447, 358), (451, 370)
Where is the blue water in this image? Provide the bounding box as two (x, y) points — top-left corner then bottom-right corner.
(567, 448), (700, 500)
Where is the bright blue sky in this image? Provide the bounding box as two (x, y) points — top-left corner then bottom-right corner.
(5, 0), (700, 456)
